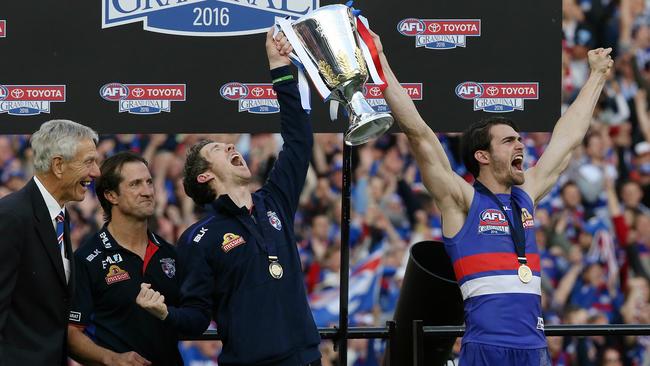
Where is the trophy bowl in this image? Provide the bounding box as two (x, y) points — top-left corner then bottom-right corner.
(289, 4), (394, 146)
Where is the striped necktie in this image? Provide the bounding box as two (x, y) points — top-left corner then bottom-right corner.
(56, 211), (65, 252)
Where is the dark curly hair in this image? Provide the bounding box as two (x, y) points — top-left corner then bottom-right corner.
(183, 140), (217, 205)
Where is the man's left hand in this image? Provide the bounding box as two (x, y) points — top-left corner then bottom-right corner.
(588, 47), (614, 77)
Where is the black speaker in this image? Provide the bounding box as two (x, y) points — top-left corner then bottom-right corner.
(386, 241), (464, 365)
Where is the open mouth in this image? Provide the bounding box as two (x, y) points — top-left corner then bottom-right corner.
(230, 153), (245, 167)
(80, 180), (92, 188)
(511, 155), (524, 172)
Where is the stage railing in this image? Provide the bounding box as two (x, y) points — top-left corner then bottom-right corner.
(184, 323), (650, 340)
(184, 323), (650, 365)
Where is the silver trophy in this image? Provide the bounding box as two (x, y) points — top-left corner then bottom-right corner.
(287, 4), (394, 146)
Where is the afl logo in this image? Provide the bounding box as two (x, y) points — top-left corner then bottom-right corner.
(220, 82), (249, 101)
(455, 82), (483, 100)
(100, 83), (129, 101)
(479, 209), (506, 224)
(397, 18), (425, 36)
(0, 85), (7, 100)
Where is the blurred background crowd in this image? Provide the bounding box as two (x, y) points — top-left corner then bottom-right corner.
(2, 0), (650, 364)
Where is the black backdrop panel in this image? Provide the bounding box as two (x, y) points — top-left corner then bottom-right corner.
(0, 0), (560, 134)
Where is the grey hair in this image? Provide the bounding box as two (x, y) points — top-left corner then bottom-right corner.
(30, 119), (98, 173)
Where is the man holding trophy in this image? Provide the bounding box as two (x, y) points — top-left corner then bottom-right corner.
(370, 28), (613, 366)
(136, 29), (322, 366)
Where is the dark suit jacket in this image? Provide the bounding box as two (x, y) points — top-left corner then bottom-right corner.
(0, 178), (74, 366)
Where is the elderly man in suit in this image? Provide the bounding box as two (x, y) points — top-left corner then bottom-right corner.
(0, 119), (99, 366)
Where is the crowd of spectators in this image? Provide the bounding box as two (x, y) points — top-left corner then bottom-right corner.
(1, 0), (650, 364)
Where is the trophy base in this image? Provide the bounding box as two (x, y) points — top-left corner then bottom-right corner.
(345, 113), (394, 146)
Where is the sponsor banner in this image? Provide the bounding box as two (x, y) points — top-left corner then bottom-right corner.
(220, 82), (279, 114)
(455, 82), (539, 113)
(363, 83), (422, 113)
(0, 20), (6, 37)
(0, 85), (66, 116)
(102, 0), (318, 37)
(100, 83), (186, 115)
(398, 18), (481, 49)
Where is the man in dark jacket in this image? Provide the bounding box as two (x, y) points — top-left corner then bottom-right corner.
(137, 29), (321, 366)
(0, 120), (99, 365)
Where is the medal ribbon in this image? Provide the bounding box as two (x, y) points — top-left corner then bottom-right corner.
(233, 199), (280, 264)
(473, 181), (527, 265)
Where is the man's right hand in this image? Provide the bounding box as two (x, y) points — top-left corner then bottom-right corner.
(136, 283), (168, 320)
(266, 27), (292, 70)
(104, 351), (152, 366)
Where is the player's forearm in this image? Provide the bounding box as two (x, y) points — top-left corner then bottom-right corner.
(164, 305), (211, 336)
(554, 72), (607, 147)
(379, 53), (452, 173)
(379, 53), (430, 139)
(67, 326), (117, 366)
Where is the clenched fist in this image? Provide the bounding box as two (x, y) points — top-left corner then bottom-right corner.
(588, 47), (614, 76)
(266, 27), (292, 70)
(135, 283), (168, 320)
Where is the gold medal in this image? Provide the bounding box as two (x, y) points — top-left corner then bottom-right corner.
(269, 261), (283, 279)
(518, 264), (532, 283)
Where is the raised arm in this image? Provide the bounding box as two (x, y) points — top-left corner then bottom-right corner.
(372, 31), (472, 235)
(523, 48), (613, 203)
(263, 28), (313, 215)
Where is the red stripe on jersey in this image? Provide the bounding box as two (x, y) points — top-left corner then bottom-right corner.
(453, 252), (540, 280)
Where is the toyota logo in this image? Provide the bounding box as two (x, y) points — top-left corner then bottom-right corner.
(131, 88), (145, 98)
(429, 23), (441, 33)
(11, 89), (24, 99)
(486, 86), (499, 96)
(369, 87), (382, 97)
(251, 87), (264, 97)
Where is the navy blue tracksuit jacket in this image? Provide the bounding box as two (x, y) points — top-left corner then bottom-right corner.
(166, 66), (321, 366)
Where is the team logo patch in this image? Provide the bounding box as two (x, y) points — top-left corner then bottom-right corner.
(536, 317), (545, 331)
(105, 264), (130, 285)
(478, 209), (510, 235)
(455, 82), (539, 113)
(69, 311), (81, 322)
(0, 20), (6, 38)
(100, 83), (186, 115)
(160, 258), (176, 278)
(220, 82), (279, 114)
(398, 18), (481, 50)
(102, 0), (318, 37)
(521, 208), (534, 229)
(267, 211), (282, 231)
(0, 85), (66, 116)
(222, 233), (246, 252)
(363, 83), (422, 112)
